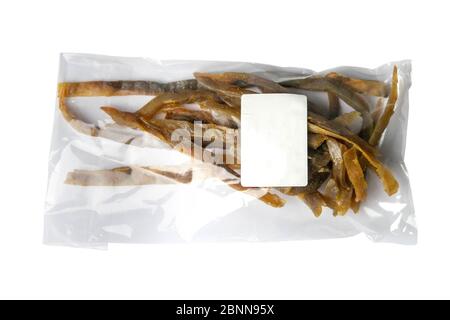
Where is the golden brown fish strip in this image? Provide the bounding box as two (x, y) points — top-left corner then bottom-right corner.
(298, 192), (326, 217)
(58, 83), (100, 136)
(162, 102), (240, 129)
(326, 72), (388, 97)
(57, 79), (198, 97)
(164, 107), (216, 125)
(198, 100), (241, 128)
(308, 112), (398, 196)
(369, 66), (399, 146)
(343, 147), (367, 202)
(100, 106), (166, 141)
(58, 83), (76, 121)
(229, 184), (286, 208)
(145, 119), (236, 147)
(326, 138), (349, 189)
(338, 187), (354, 215)
(194, 73), (253, 98)
(194, 72), (290, 97)
(280, 76), (329, 91)
(327, 92), (340, 119)
(218, 72), (290, 93)
(137, 90), (217, 120)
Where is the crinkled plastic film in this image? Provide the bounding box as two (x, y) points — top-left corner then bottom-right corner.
(44, 53), (416, 248)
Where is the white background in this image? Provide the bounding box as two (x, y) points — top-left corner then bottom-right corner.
(0, 0), (448, 299)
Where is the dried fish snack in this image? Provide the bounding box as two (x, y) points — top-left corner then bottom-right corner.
(45, 54), (415, 247)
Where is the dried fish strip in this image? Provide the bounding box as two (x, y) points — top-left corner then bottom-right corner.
(298, 192), (326, 217)
(343, 147), (367, 202)
(164, 107), (216, 125)
(326, 72), (388, 97)
(161, 100), (240, 129)
(326, 138), (349, 189)
(197, 100), (241, 128)
(229, 184), (286, 208)
(194, 73), (253, 99)
(65, 166), (193, 186)
(137, 91), (217, 120)
(58, 83), (100, 136)
(57, 79), (198, 97)
(369, 66), (399, 146)
(101, 106), (166, 141)
(321, 178), (353, 216)
(195, 72), (290, 95)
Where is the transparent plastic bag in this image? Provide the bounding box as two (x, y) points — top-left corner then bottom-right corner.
(44, 53), (416, 248)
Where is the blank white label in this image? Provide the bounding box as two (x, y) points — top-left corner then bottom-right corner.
(240, 94), (308, 187)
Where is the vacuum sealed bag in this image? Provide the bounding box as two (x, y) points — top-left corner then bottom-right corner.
(45, 53), (416, 248)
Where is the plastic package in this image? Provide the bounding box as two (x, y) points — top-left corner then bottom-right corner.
(45, 53), (416, 248)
